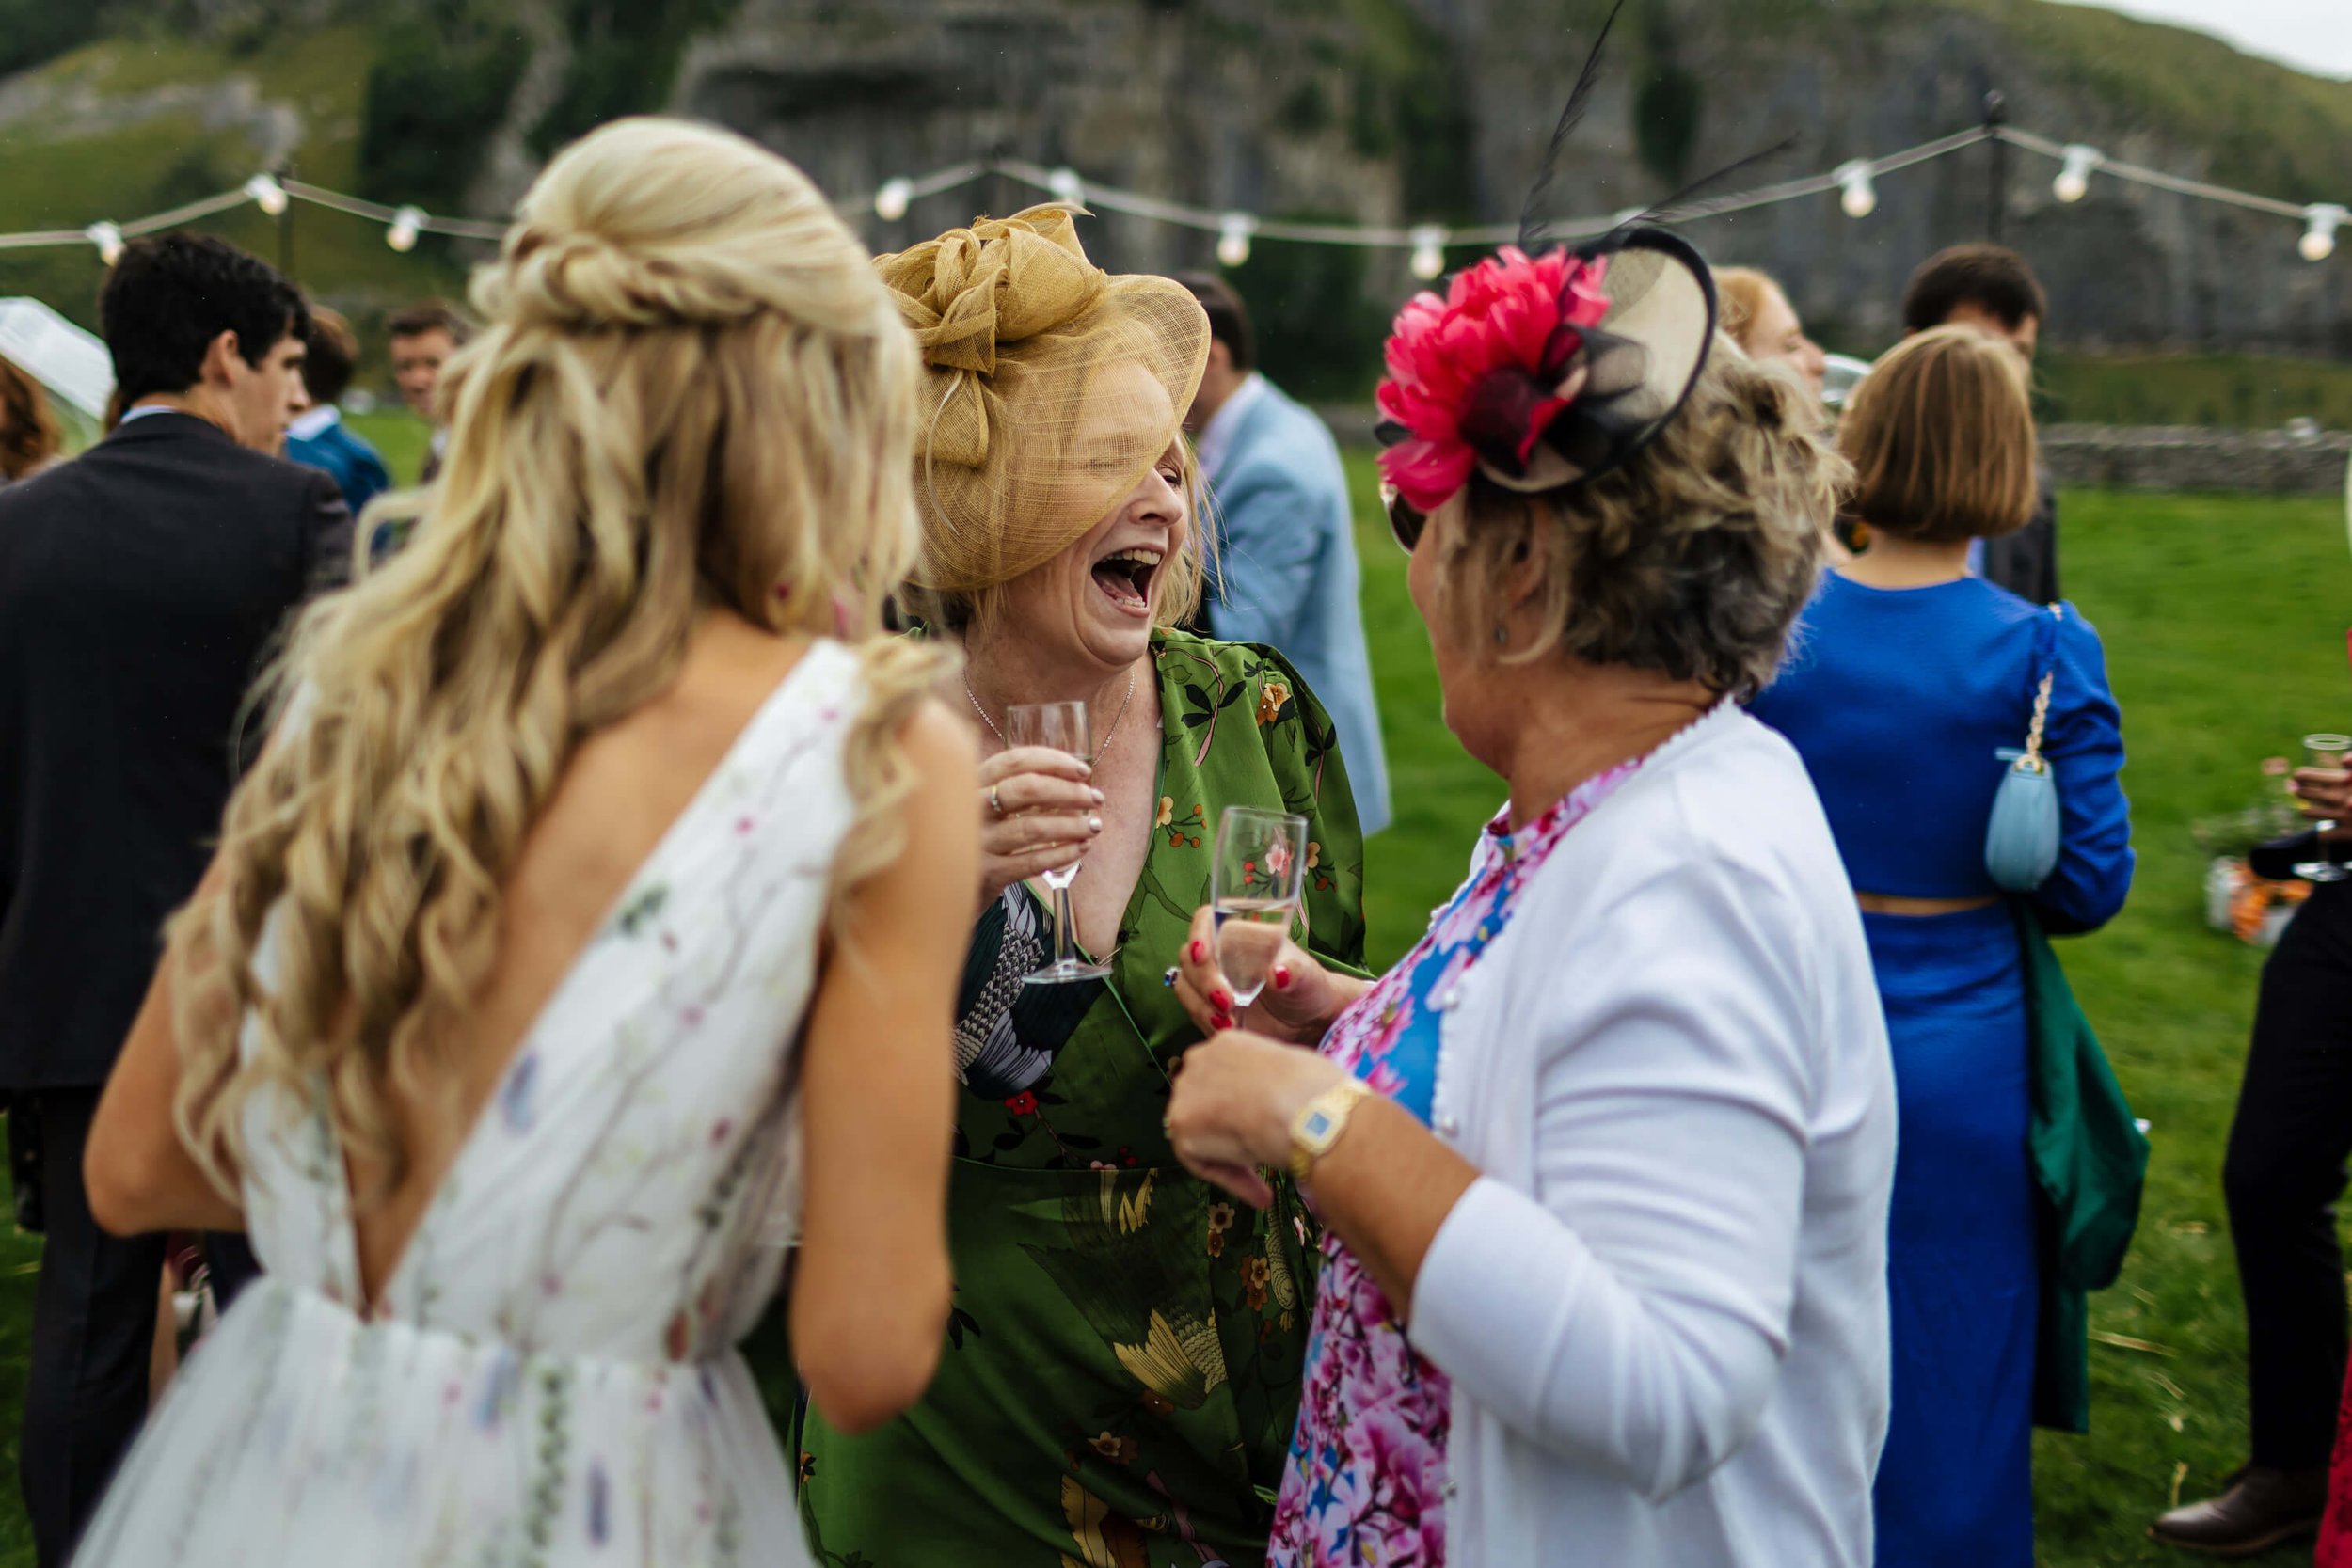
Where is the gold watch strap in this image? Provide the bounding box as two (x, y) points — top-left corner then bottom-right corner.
(1287, 1078), (1375, 1181)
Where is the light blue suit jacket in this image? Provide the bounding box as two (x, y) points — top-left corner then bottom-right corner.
(1204, 380), (1390, 835)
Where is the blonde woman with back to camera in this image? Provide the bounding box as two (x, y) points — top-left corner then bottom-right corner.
(72, 119), (978, 1566)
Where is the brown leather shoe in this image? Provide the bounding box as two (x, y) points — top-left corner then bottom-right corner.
(2148, 1465), (2328, 1556)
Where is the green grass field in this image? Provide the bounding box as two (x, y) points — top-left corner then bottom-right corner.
(0, 440), (2345, 1564)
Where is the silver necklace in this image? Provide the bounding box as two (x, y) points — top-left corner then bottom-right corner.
(964, 668), (1138, 768)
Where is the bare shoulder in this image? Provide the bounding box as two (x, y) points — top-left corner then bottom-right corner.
(897, 693), (980, 777)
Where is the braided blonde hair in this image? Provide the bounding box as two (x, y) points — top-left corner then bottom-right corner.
(167, 118), (940, 1200)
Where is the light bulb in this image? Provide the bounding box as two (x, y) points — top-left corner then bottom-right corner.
(2301, 205), (2345, 263)
(387, 206), (424, 253)
(1047, 166), (1085, 206)
(1216, 213), (1255, 269)
(85, 221), (123, 265)
(244, 173), (288, 216)
(873, 177), (912, 223)
(1834, 162), (1876, 220)
(1408, 225), (1448, 282)
(2054, 145), (2101, 204)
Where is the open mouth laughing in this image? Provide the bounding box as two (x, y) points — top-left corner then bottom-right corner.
(1089, 545), (1163, 615)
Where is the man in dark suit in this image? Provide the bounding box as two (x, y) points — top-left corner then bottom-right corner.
(1900, 245), (2059, 605)
(0, 232), (347, 1565)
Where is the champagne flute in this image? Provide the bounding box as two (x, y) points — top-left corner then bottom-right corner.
(2293, 732), (2352, 883)
(1007, 701), (1112, 984)
(1210, 806), (1309, 1010)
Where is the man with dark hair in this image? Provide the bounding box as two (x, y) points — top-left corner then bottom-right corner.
(284, 305), (391, 517)
(1899, 244), (2058, 605)
(0, 231), (348, 1565)
(1176, 272), (1390, 835)
(388, 298), (470, 483)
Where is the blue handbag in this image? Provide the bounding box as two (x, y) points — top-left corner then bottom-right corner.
(1985, 605), (2065, 892)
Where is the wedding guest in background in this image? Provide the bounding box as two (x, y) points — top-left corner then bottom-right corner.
(283, 305), (389, 520)
(1178, 273), (1390, 835)
(798, 206), (1367, 1568)
(1717, 265), (1828, 402)
(1166, 238), (1895, 1567)
(74, 118), (977, 1567)
(387, 298), (469, 483)
(1901, 245), (2058, 604)
(1749, 325), (2134, 1568)
(2162, 760), (2352, 1553)
(0, 354), (61, 486)
(0, 230), (342, 1567)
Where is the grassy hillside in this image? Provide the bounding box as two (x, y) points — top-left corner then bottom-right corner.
(1, 0), (2348, 408)
(0, 22), (469, 343)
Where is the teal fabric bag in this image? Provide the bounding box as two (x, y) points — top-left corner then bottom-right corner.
(1985, 606), (2064, 892)
(2019, 901), (2150, 1433)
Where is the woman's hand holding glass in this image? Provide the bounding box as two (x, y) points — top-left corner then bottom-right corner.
(1169, 904), (1360, 1043)
(975, 747), (1104, 913)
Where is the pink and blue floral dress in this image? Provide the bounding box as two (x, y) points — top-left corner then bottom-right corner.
(1269, 760), (1641, 1568)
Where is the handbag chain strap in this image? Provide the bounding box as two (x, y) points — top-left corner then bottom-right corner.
(2020, 603), (2065, 771)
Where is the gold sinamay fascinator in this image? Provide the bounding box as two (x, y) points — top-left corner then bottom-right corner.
(876, 204), (1209, 595)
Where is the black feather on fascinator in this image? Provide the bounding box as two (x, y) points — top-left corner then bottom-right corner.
(1377, 1), (1733, 519)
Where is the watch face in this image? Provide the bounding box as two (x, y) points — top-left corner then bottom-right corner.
(1300, 1109), (1339, 1142)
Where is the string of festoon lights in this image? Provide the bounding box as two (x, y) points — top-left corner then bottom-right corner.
(0, 124), (2343, 272)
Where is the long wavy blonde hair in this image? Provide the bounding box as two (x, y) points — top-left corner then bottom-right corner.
(167, 117), (941, 1201)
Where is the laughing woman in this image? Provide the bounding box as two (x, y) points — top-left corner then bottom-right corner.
(794, 206), (1368, 1566)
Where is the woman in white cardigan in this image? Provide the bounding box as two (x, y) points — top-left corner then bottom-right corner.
(1163, 237), (1899, 1568)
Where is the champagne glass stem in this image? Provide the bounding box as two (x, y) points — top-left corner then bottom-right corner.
(1053, 883), (1077, 970)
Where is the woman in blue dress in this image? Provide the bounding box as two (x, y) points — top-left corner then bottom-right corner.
(1748, 325), (2134, 1567)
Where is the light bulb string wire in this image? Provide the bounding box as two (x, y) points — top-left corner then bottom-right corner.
(1, 120), (2344, 260)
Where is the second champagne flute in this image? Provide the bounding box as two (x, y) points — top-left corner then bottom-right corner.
(1006, 700), (1112, 984)
(1210, 805), (1309, 1010)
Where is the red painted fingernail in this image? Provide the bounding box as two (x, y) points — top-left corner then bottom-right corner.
(1273, 966), (1292, 990)
(1211, 989), (1232, 1010)
(1213, 1012), (1234, 1030)
(1190, 941), (1204, 964)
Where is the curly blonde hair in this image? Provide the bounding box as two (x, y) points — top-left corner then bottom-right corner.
(167, 118), (940, 1201)
(1436, 339), (1849, 698)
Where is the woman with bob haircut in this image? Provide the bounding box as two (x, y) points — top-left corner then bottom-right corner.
(1159, 227), (1898, 1567)
(1749, 323), (2135, 1567)
(73, 118), (979, 1566)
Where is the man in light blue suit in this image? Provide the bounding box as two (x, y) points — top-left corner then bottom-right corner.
(1179, 276), (1390, 835)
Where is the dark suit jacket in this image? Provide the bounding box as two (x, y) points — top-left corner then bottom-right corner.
(0, 412), (351, 1090)
(1982, 469), (2060, 607)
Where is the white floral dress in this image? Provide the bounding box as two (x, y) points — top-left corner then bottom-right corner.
(72, 641), (872, 1568)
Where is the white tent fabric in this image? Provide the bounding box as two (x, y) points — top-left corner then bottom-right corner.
(0, 298), (113, 420)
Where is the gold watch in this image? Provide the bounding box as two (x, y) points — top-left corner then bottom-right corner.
(1287, 1078), (1375, 1180)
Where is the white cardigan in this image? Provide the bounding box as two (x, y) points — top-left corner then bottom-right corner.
(1407, 702), (1897, 1565)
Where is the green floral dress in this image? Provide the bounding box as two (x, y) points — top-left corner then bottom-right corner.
(797, 629), (1367, 1567)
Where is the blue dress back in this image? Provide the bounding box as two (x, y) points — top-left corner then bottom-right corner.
(1750, 570), (2133, 1568)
